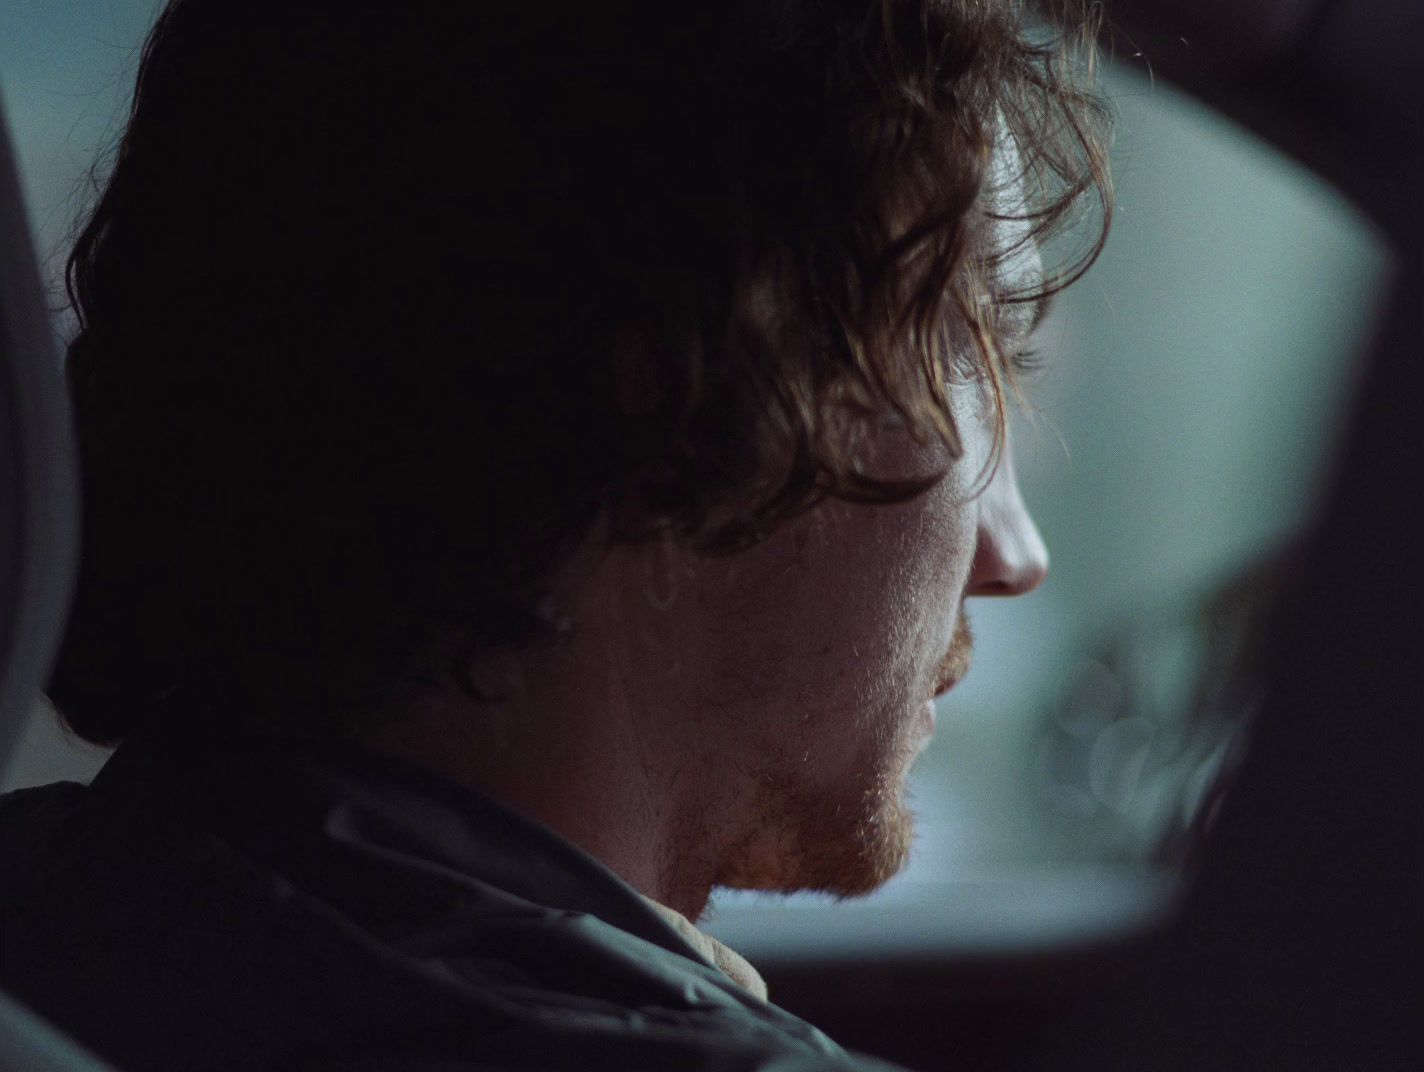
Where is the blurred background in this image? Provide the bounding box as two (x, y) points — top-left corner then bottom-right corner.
(0, 0), (1396, 973)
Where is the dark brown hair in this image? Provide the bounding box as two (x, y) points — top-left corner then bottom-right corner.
(51, 0), (1111, 742)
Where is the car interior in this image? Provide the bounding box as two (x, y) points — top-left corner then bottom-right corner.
(1, 1), (1419, 1069)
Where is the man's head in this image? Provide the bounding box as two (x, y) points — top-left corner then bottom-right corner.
(584, 176), (1057, 904)
(50, 0), (1109, 900)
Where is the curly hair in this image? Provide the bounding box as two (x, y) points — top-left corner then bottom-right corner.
(51, 0), (1111, 742)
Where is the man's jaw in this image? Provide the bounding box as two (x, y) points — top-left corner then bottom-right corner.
(713, 613), (976, 901)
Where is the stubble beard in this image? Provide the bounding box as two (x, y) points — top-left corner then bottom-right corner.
(715, 712), (922, 899)
(716, 613), (973, 898)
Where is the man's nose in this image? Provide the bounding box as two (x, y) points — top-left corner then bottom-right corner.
(965, 448), (1049, 597)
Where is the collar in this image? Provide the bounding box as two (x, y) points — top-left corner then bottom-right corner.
(91, 720), (768, 1000)
(638, 895), (769, 1001)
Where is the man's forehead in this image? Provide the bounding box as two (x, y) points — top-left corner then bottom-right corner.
(981, 128), (1047, 329)
(991, 226), (1045, 299)
(973, 222), (1046, 340)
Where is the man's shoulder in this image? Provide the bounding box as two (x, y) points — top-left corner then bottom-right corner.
(0, 776), (907, 1072)
(0, 778), (253, 912)
(0, 777), (437, 1069)
(0, 781), (147, 898)
(0, 780), (93, 835)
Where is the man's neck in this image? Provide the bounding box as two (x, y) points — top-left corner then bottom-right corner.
(358, 683), (720, 921)
(356, 540), (748, 921)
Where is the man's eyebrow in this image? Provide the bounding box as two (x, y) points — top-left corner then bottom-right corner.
(993, 291), (1054, 338)
(1026, 292), (1054, 336)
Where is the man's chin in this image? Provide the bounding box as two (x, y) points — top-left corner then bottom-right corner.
(718, 777), (917, 898)
(811, 800), (915, 899)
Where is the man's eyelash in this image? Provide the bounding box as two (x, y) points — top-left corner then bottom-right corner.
(1010, 347), (1043, 375)
(942, 343), (1043, 383)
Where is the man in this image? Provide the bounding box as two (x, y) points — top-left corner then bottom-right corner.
(0, 1), (1109, 1069)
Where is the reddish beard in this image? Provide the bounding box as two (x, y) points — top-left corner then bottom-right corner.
(718, 610), (976, 898)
